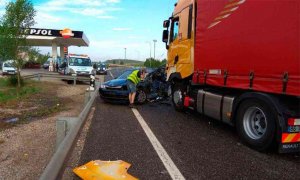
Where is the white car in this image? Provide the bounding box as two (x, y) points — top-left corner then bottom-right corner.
(2, 60), (17, 75)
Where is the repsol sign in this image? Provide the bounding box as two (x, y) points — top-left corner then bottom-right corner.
(26, 28), (83, 38)
(29, 29), (53, 36)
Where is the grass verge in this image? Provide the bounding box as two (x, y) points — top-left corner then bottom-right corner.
(0, 78), (40, 103)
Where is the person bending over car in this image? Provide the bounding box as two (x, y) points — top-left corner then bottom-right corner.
(127, 68), (146, 108)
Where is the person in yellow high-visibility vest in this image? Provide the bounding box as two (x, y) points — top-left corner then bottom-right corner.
(127, 68), (146, 108)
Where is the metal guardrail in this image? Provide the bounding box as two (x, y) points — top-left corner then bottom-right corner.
(22, 73), (91, 85)
(39, 82), (100, 180)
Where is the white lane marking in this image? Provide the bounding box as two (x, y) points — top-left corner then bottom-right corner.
(109, 71), (114, 79)
(131, 108), (185, 180)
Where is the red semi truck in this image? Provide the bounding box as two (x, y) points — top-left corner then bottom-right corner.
(162, 0), (300, 153)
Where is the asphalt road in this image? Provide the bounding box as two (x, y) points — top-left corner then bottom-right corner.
(78, 69), (300, 179)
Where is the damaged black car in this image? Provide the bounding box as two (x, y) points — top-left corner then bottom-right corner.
(99, 66), (169, 104)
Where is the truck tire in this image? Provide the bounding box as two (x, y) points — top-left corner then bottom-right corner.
(236, 99), (276, 151)
(171, 83), (186, 112)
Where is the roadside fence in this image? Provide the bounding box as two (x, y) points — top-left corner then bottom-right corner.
(22, 73), (91, 85)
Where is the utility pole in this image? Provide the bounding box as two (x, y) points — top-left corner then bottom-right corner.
(146, 41), (152, 68)
(124, 48), (127, 60)
(153, 39), (157, 60)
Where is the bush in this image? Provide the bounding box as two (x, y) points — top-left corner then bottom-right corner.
(7, 75), (24, 87)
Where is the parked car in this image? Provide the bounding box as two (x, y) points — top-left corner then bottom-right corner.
(99, 66), (169, 104)
(42, 58), (51, 69)
(96, 63), (107, 75)
(2, 60), (17, 75)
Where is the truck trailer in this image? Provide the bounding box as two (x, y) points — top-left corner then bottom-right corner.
(162, 0), (300, 153)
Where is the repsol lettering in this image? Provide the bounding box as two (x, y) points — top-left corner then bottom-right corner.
(30, 29), (52, 36)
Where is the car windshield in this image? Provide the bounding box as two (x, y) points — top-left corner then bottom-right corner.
(4, 62), (13, 67)
(69, 57), (92, 66)
(117, 70), (134, 79)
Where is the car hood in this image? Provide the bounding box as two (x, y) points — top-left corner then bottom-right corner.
(104, 79), (127, 87)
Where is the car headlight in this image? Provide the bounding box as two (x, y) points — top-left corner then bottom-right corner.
(111, 86), (122, 89)
(100, 84), (107, 89)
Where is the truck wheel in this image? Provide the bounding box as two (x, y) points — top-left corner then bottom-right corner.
(236, 99), (276, 151)
(171, 83), (186, 111)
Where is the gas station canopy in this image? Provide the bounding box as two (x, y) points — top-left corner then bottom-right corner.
(24, 28), (90, 60)
(25, 28), (89, 47)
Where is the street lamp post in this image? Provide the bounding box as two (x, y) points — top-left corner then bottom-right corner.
(124, 48), (127, 60)
(153, 39), (157, 60)
(146, 41), (152, 68)
(123, 48), (127, 65)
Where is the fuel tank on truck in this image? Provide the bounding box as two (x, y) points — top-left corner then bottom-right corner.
(193, 0), (300, 97)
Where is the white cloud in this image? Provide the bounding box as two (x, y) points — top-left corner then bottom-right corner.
(0, 0), (8, 7)
(71, 8), (105, 16)
(36, 12), (62, 23)
(0, 10), (4, 16)
(35, 0), (121, 20)
(34, 12), (77, 29)
(0, 0), (8, 17)
(97, 15), (115, 19)
(106, 0), (120, 3)
(112, 28), (132, 31)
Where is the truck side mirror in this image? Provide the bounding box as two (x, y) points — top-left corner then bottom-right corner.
(162, 30), (169, 49)
(162, 30), (169, 43)
(163, 20), (170, 28)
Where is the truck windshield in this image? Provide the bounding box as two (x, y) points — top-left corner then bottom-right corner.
(171, 18), (179, 42)
(69, 57), (92, 66)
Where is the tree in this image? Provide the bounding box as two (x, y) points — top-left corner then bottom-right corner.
(27, 47), (39, 62)
(37, 52), (50, 65)
(144, 58), (162, 68)
(161, 59), (167, 66)
(0, 0), (36, 88)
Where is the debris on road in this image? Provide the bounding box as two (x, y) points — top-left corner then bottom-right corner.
(73, 160), (138, 180)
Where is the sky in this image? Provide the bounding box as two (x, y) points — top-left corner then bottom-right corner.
(0, 0), (177, 62)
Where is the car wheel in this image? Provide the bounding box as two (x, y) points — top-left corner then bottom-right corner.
(136, 89), (147, 104)
(236, 99), (276, 151)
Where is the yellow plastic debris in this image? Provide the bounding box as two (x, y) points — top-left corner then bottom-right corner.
(73, 160), (138, 180)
